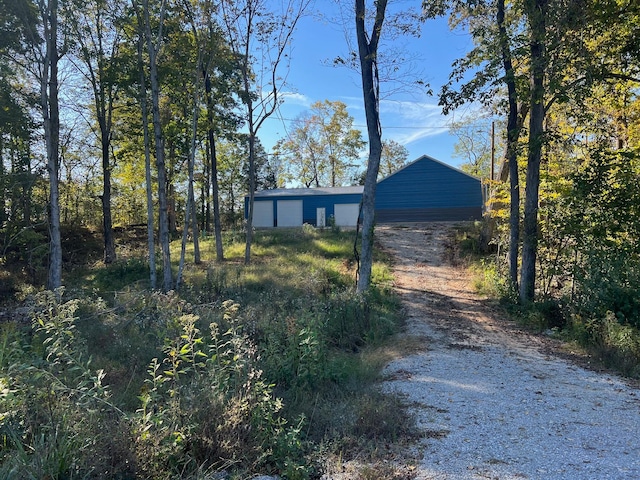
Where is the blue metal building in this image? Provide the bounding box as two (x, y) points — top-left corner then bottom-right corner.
(375, 154), (483, 222)
(245, 155), (483, 227)
(248, 186), (364, 228)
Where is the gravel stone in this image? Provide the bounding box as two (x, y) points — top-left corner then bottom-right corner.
(373, 222), (640, 480)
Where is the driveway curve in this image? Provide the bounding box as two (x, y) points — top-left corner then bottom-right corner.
(375, 222), (640, 480)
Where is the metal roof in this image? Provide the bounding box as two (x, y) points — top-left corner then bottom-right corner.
(377, 154), (481, 183)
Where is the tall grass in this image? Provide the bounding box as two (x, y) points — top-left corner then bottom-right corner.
(0, 227), (406, 479)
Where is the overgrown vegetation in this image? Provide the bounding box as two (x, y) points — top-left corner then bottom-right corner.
(0, 227), (409, 479)
(458, 148), (640, 378)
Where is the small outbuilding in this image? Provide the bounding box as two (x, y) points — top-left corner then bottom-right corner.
(245, 155), (483, 227)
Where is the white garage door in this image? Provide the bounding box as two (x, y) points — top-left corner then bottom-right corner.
(253, 201), (274, 227)
(277, 200), (303, 227)
(334, 203), (360, 227)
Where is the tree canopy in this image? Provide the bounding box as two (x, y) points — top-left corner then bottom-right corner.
(275, 100), (365, 188)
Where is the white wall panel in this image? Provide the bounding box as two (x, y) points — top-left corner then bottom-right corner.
(277, 200), (303, 227)
(334, 203), (360, 227)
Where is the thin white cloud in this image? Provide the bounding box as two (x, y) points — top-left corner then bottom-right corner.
(379, 99), (451, 146)
(380, 99), (442, 119)
(338, 95), (365, 109)
(280, 91), (313, 107)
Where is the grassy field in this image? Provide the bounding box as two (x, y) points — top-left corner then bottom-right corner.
(0, 226), (416, 479)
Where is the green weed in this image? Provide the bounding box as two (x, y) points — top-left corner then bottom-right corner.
(0, 226), (404, 478)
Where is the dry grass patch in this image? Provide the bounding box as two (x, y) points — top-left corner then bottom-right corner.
(371, 333), (430, 365)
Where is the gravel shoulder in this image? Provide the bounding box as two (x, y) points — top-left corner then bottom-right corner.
(374, 222), (640, 480)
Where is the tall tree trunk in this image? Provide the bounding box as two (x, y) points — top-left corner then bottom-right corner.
(142, 103), (157, 290)
(167, 141), (177, 235)
(23, 146), (32, 225)
(136, 18), (157, 290)
(42, 0), (62, 290)
(210, 135), (223, 260)
(203, 138), (211, 233)
(229, 182), (236, 225)
(142, 0), (172, 291)
(497, 0), (521, 291)
(85, 3), (117, 266)
(204, 70), (224, 260)
(0, 139), (5, 228)
(355, 0), (387, 293)
(191, 196), (200, 263)
(331, 156), (336, 187)
(520, 0), (547, 303)
(177, 76), (200, 290)
(245, 112), (256, 265)
(100, 132), (116, 264)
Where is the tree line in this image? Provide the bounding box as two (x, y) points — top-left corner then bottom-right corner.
(429, 0), (640, 336)
(0, 0), (313, 292)
(0, 0), (414, 295)
(2, 0), (640, 311)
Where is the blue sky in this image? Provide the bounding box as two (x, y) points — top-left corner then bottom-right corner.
(257, 3), (480, 171)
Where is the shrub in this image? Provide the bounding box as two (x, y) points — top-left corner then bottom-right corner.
(567, 312), (640, 377)
(134, 301), (311, 478)
(470, 259), (513, 301)
(92, 257), (152, 291)
(0, 226), (48, 285)
(0, 289), (133, 479)
(512, 298), (567, 332)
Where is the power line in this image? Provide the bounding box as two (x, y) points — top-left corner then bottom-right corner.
(266, 114), (492, 131)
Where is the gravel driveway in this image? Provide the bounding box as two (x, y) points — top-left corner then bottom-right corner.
(374, 222), (640, 480)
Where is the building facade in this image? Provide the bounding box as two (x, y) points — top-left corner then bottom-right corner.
(245, 155), (483, 227)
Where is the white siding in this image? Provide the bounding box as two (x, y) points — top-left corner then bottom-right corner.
(277, 200), (303, 227)
(334, 203), (360, 227)
(253, 201), (274, 227)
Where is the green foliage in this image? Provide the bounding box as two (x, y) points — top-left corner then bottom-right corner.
(564, 148), (640, 328)
(134, 301), (311, 478)
(243, 286), (399, 410)
(275, 100), (365, 188)
(566, 312), (640, 377)
(470, 259), (513, 300)
(0, 270), (16, 302)
(0, 226), (49, 287)
(0, 227), (403, 478)
(444, 221), (490, 265)
(0, 288), (132, 479)
(258, 304), (329, 396)
(378, 139), (409, 180)
(91, 257), (153, 291)
(463, 144), (640, 375)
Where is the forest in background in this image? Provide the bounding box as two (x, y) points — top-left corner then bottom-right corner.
(1, 0), (640, 477)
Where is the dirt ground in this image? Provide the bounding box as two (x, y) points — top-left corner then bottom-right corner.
(329, 222), (640, 480)
(375, 222), (551, 357)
